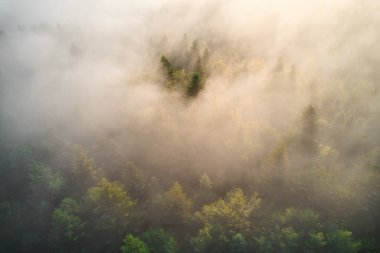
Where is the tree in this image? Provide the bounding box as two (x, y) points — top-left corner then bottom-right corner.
(120, 161), (147, 199)
(194, 173), (216, 209)
(121, 234), (149, 253)
(160, 55), (175, 81)
(195, 188), (260, 233)
(84, 178), (135, 252)
(202, 48), (210, 66)
(143, 228), (178, 253)
(187, 73), (202, 97)
(230, 233), (248, 253)
(258, 208), (326, 253)
(69, 146), (99, 197)
(191, 188), (260, 253)
(326, 229), (360, 253)
(264, 142), (287, 170)
(86, 178), (134, 230)
(149, 182), (193, 234)
(28, 162), (65, 200)
(51, 198), (85, 252)
(199, 173), (212, 190)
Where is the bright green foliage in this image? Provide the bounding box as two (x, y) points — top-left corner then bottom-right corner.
(86, 178), (134, 230)
(326, 230), (360, 253)
(143, 228), (178, 253)
(121, 234), (149, 253)
(192, 188), (260, 252)
(195, 188), (260, 233)
(51, 198), (85, 243)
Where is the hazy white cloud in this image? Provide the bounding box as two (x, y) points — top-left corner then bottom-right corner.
(1, 0), (379, 174)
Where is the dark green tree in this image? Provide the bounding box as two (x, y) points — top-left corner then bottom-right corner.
(28, 162), (65, 201)
(258, 208), (326, 253)
(187, 73), (202, 97)
(325, 229), (360, 253)
(121, 234), (150, 253)
(160, 55), (176, 83)
(143, 228), (178, 253)
(51, 198), (85, 252)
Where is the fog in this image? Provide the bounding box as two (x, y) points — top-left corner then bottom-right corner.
(1, 1), (380, 252)
(1, 0), (380, 178)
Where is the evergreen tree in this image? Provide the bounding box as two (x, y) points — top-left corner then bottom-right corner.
(121, 234), (149, 253)
(51, 198), (85, 252)
(150, 182), (193, 234)
(69, 146), (99, 197)
(187, 73), (202, 97)
(143, 228), (178, 253)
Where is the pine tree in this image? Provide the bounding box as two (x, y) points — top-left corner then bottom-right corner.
(187, 73), (201, 97)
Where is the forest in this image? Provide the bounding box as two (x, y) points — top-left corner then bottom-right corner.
(1, 0), (380, 252)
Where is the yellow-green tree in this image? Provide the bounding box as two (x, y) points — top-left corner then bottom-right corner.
(192, 188), (260, 253)
(149, 182), (193, 234)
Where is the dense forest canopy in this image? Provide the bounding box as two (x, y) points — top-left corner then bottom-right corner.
(1, 0), (380, 252)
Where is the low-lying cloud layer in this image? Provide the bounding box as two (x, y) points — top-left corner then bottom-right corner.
(1, 0), (380, 178)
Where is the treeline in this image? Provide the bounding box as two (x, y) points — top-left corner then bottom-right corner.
(0, 146), (363, 253)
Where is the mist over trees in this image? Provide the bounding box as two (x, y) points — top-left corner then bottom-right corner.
(1, 0), (380, 252)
